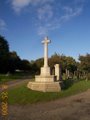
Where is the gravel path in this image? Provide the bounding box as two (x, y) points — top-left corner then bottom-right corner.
(0, 79), (30, 92)
(8, 89), (90, 120)
(7, 79), (30, 88)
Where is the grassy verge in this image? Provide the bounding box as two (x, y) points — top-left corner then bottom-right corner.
(5, 80), (90, 104)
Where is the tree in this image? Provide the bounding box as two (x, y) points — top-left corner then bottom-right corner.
(78, 54), (90, 73)
(19, 59), (31, 72)
(35, 58), (44, 68)
(0, 35), (9, 73)
(30, 58), (44, 74)
(31, 62), (39, 75)
(49, 53), (77, 74)
(49, 53), (61, 68)
(78, 54), (90, 80)
(8, 51), (21, 73)
(65, 56), (77, 73)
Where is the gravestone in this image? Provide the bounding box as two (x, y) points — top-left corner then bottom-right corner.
(54, 64), (62, 81)
(27, 37), (61, 92)
(66, 69), (70, 79)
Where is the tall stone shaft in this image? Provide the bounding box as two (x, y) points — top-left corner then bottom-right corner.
(42, 37), (51, 67)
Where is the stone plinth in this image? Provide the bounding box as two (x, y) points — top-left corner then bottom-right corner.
(41, 67), (50, 76)
(27, 67), (61, 92)
(27, 81), (61, 92)
(27, 73), (61, 92)
(35, 75), (55, 82)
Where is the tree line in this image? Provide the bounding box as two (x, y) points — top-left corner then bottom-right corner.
(0, 35), (31, 74)
(0, 35), (90, 79)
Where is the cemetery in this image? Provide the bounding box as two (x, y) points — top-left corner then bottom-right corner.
(0, 0), (90, 119)
(0, 35), (90, 120)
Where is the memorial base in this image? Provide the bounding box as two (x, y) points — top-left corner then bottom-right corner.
(35, 75), (55, 82)
(27, 81), (61, 92)
(27, 75), (61, 92)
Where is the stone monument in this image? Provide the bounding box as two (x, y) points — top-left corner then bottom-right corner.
(27, 37), (61, 92)
(54, 64), (62, 81)
(66, 69), (70, 79)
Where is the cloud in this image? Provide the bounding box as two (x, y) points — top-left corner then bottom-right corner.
(11, 0), (54, 13)
(9, 0), (86, 35)
(38, 26), (48, 36)
(11, 0), (31, 13)
(37, 0), (85, 35)
(30, 0), (54, 5)
(37, 4), (53, 21)
(60, 6), (83, 23)
(0, 19), (7, 31)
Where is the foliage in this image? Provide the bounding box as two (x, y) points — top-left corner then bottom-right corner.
(0, 35), (32, 74)
(30, 62), (39, 75)
(78, 54), (90, 80)
(0, 35), (9, 54)
(49, 53), (77, 74)
(0, 35), (9, 73)
(78, 54), (90, 73)
(35, 58), (44, 68)
(65, 56), (77, 73)
(19, 59), (31, 72)
(8, 51), (21, 73)
(87, 73), (90, 80)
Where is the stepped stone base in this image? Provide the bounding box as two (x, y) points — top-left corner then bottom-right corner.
(27, 66), (61, 92)
(35, 75), (55, 82)
(27, 81), (61, 92)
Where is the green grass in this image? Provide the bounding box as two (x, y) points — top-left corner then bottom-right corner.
(4, 80), (90, 104)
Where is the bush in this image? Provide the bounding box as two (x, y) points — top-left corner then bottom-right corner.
(87, 73), (90, 80)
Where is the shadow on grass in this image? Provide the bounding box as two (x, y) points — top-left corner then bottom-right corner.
(61, 79), (75, 90)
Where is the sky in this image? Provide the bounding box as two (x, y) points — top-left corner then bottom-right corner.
(0, 0), (90, 61)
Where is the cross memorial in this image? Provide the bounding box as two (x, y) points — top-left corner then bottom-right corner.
(27, 36), (61, 92)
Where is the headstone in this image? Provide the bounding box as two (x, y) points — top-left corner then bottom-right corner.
(54, 64), (61, 81)
(66, 69), (70, 79)
(27, 37), (61, 92)
(67, 70), (70, 78)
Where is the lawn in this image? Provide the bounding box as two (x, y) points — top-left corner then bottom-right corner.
(5, 80), (90, 104)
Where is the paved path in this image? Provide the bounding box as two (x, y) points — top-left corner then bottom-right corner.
(0, 79), (31, 92)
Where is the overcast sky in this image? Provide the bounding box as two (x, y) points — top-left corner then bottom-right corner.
(0, 0), (90, 61)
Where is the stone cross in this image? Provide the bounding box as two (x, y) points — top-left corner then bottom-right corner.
(42, 37), (51, 67)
